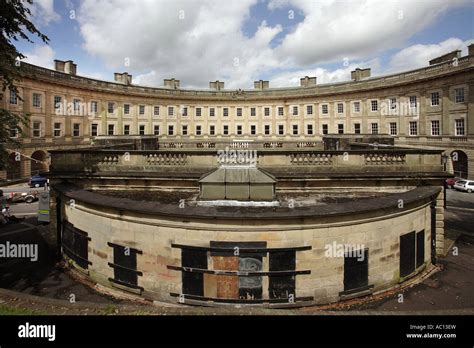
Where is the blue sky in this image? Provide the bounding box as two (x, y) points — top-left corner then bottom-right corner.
(18, 0), (474, 88)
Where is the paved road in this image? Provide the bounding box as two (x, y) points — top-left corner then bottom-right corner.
(1, 183), (47, 217)
(446, 187), (474, 210)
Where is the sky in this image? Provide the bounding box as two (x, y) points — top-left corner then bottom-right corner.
(16, 0), (474, 89)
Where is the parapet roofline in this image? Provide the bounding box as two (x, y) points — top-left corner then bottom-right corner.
(19, 50), (473, 93)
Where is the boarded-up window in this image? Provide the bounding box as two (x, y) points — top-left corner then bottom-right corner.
(108, 243), (142, 288)
(400, 232), (416, 277)
(61, 220), (89, 269)
(343, 249), (368, 292)
(210, 241), (266, 300)
(269, 251), (296, 299)
(416, 230), (425, 269)
(182, 249), (207, 296)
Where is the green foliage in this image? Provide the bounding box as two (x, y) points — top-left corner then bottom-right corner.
(0, 0), (49, 169)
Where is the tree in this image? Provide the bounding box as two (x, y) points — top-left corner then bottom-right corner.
(0, 0), (49, 175)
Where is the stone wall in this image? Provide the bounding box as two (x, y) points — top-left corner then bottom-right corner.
(60, 192), (435, 306)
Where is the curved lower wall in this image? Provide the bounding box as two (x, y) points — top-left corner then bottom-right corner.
(58, 191), (434, 307)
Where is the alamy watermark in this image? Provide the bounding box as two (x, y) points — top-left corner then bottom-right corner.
(0, 241), (38, 262)
(325, 241), (366, 261)
(217, 147), (257, 166)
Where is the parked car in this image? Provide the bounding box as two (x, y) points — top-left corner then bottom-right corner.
(445, 177), (462, 189)
(7, 191), (39, 204)
(29, 175), (47, 188)
(453, 180), (474, 193)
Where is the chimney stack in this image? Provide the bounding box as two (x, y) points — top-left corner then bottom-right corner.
(351, 68), (371, 81)
(114, 72), (133, 85)
(254, 80), (269, 90)
(300, 76), (317, 87)
(209, 80), (225, 90)
(164, 78), (180, 89)
(54, 60), (77, 75)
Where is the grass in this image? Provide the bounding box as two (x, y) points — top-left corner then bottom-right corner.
(0, 304), (47, 315)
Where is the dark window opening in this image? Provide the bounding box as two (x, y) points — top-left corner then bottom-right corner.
(61, 220), (90, 269)
(269, 251), (296, 299)
(416, 230), (425, 269)
(400, 231), (416, 277)
(108, 243), (142, 289)
(182, 249), (207, 296)
(343, 249), (368, 292)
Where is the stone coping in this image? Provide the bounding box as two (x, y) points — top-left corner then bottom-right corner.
(53, 183), (440, 220)
(20, 56), (473, 100)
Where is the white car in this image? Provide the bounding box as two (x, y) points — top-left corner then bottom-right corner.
(453, 179), (474, 193)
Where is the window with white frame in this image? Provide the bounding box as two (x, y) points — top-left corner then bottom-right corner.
(250, 125), (256, 135)
(90, 101), (98, 114)
(431, 120), (440, 136)
(455, 119), (465, 136)
(139, 124), (146, 135)
(236, 125), (242, 135)
(307, 124), (313, 135)
(278, 107), (284, 116)
(154, 125), (160, 135)
(338, 124), (344, 134)
(278, 124), (284, 135)
(168, 124), (174, 135)
(53, 123), (62, 137)
(292, 124), (298, 135)
(32, 121), (41, 138)
(353, 101), (360, 113)
(454, 88), (465, 103)
(154, 106), (160, 116)
(108, 124), (115, 135)
(9, 128), (18, 138)
(73, 123), (81, 137)
(409, 96), (417, 108)
(196, 107), (202, 117)
(10, 90), (18, 105)
(292, 106), (298, 116)
(91, 124), (98, 137)
(168, 106), (174, 116)
(321, 104), (329, 115)
(223, 108), (229, 117)
(123, 124), (130, 135)
(196, 125), (202, 136)
(73, 99), (81, 113)
(322, 124), (328, 135)
(250, 107), (256, 116)
(371, 123), (379, 134)
(33, 93), (41, 108)
(209, 125), (215, 135)
(123, 104), (130, 115)
(182, 125), (188, 135)
(139, 105), (145, 115)
(108, 102), (115, 114)
(223, 125), (229, 135)
(409, 121), (418, 136)
(431, 92), (440, 106)
(389, 122), (397, 136)
(181, 106), (187, 116)
(236, 108), (242, 117)
(264, 125), (270, 135)
(370, 100), (378, 112)
(390, 98), (397, 110)
(354, 123), (361, 134)
(337, 103), (344, 114)
(54, 96), (61, 110)
(306, 105), (313, 115)
(264, 107), (270, 117)
(209, 108), (215, 117)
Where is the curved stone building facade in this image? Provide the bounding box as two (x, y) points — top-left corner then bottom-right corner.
(1, 44), (473, 180)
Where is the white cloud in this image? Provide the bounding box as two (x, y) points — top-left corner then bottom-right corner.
(272, 0), (469, 67)
(30, 0), (61, 26)
(22, 45), (55, 68)
(269, 57), (381, 87)
(74, 0), (470, 88)
(388, 38), (472, 72)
